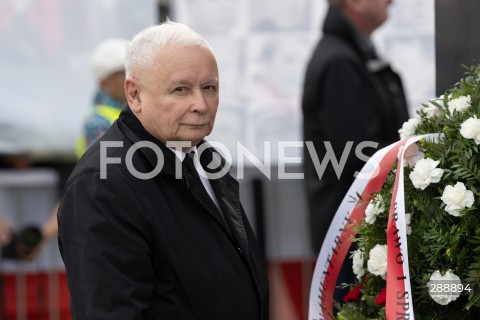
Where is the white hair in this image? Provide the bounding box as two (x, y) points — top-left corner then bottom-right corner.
(125, 20), (214, 77)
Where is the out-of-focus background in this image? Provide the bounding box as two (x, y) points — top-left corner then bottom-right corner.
(0, 0), (435, 161)
(0, 0), (439, 319)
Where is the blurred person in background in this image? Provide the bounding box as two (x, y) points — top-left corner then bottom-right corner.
(0, 38), (129, 260)
(58, 21), (269, 319)
(302, 0), (409, 301)
(76, 38), (129, 158)
(50, 38), (129, 246)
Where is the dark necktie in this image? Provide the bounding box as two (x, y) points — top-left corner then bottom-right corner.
(183, 152), (229, 230)
(183, 152), (202, 185)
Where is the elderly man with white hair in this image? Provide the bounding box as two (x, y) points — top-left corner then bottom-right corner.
(58, 21), (269, 320)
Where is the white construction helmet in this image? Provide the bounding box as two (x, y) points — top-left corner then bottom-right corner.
(90, 38), (129, 81)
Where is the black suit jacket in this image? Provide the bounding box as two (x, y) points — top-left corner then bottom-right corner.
(302, 7), (409, 252)
(58, 108), (269, 320)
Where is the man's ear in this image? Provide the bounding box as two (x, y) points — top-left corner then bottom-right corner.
(125, 78), (142, 113)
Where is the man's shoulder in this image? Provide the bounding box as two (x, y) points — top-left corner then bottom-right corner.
(305, 36), (363, 82)
(68, 124), (130, 185)
(315, 35), (361, 64)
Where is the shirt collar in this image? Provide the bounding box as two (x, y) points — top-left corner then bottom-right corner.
(168, 145), (197, 162)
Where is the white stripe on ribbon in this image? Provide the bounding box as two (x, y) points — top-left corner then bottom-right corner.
(386, 133), (440, 320)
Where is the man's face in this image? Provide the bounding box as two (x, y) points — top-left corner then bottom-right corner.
(362, 0), (392, 30)
(102, 71), (127, 103)
(128, 45), (219, 147)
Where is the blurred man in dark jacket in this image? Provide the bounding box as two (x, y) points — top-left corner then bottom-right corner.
(58, 21), (269, 320)
(302, 0), (409, 290)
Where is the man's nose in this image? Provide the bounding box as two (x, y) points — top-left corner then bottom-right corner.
(190, 89), (208, 113)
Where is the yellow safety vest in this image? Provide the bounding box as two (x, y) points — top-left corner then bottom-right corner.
(75, 105), (121, 159)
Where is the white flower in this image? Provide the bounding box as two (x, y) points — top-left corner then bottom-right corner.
(352, 249), (365, 280)
(423, 104), (441, 119)
(365, 194), (385, 224)
(405, 213), (412, 235)
(441, 182), (475, 216)
(403, 143), (425, 168)
(447, 95), (471, 113)
(423, 96), (444, 119)
(427, 270), (462, 305)
(367, 244), (388, 279)
(460, 116), (480, 144)
(398, 118), (420, 139)
(409, 158), (444, 190)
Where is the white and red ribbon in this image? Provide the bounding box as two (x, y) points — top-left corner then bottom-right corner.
(309, 134), (440, 320)
(385, 134), (439, 320)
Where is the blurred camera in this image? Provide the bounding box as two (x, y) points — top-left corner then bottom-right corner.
(1, 225), (43, 260)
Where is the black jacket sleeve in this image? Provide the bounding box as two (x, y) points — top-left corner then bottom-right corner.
(58, 173), (153, 320)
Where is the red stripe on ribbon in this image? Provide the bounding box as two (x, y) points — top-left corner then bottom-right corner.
(319, 139), (407, 318)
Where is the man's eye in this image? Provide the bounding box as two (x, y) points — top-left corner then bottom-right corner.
(174, 87), (189, 94)
(204, 85), (217, 92)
